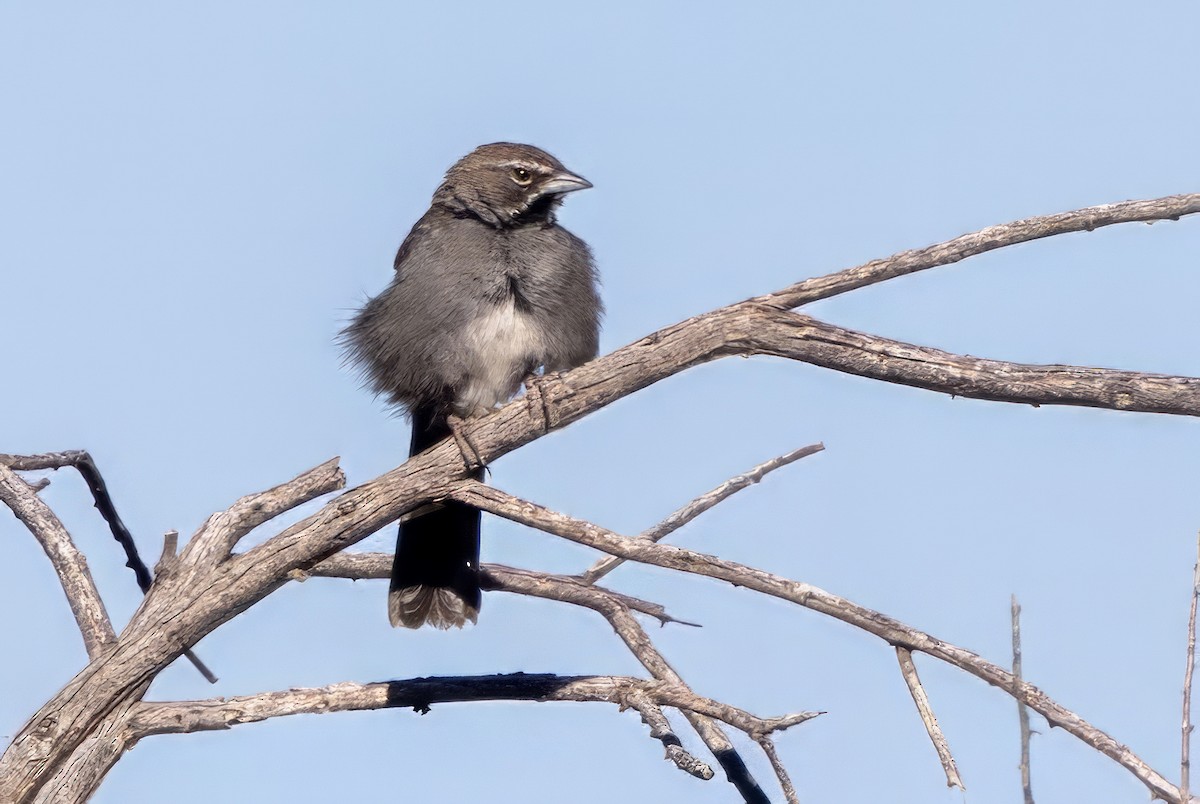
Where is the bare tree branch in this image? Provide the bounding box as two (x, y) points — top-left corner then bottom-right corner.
(745, 312), (1200, 417)
(309, 556), (695, 627)
(896, 646), (963, 790)
(0, 463), (115, 658)
(1013, 596), (1034, 804)
(1183, 538), (1200, 804)
(623, 689), (715, 780)
(0, 451), (91, 472)
(181, 456), (345, 564)
(0, 452), (218, 682)
(129, 674), (821, 740)
(760, 193), (1200, 308)
(581, 443), (824, 584)
(1, 451), (157, 592)
(451, 479), (1187, 802)
(755, 736), (799, 804)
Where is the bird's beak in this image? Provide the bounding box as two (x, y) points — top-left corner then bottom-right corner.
(539, 171), (592, 196)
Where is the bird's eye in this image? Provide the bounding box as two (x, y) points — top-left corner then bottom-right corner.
(510, 167), (533, 186)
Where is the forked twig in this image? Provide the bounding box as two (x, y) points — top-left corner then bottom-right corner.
(0, 463), (115, 658)
(0, 451), (217, 682)
(623, 689), (714, 779)
(580, 443), (823, 584)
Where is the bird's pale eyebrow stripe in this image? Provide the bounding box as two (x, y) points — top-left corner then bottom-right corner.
(499, 160), (546, 172)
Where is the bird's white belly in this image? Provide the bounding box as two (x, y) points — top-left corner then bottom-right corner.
(456, 299), (544, 413)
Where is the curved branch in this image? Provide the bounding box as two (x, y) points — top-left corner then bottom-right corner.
(181, 457), (345, 565)
(0, 463), (115, 658)
(760, 192), (1200, 308)
(581, 443), (825, 584)
(896, 647), (963, 790)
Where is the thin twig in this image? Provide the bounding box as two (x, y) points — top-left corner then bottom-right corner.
(1013, 596), (1034, 804)
(182, 457), (345, 564)
(310, 556), (697, 627)
(73, 453), (152, 586)
(0, 463), (115, 657)
(623, 689), (714, 780)
(1183, 536), (1200, 804)
(580, 443), (824, 584)
(755, 737), (799, 804)
(896, 647), (963, 790)
(760, 193), (1200, 309)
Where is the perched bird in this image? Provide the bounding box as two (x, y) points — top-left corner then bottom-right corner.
(343, 143), (602, 629)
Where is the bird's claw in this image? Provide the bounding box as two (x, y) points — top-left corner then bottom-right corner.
(445, 414), (488, 475)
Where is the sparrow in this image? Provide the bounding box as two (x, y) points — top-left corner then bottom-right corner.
(343, 142), (601, 628)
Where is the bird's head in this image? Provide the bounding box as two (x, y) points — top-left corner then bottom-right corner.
(433, 142), (591, 228)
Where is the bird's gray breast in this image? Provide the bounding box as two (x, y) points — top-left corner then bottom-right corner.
(451, 228), (559, 414)
(454, 296), (545, 413)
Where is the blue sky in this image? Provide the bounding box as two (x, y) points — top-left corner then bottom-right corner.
(2, 2), (1199, 802)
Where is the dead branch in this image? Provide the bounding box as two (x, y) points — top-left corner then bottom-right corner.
(622, 689), (715, 780)
(581, 443), (824, 584)
(1, 452), (217, 682)
(180, 456), (345, 564)
(0, 463), (115, 658)
(1183, 538), (1200, 804)
(760, 193), (1200, 308)
(896, 646), (963, 790)
(1013, 596), (1034, 804)
(755, 736), (799, 804)
(129, 674), (820, 740)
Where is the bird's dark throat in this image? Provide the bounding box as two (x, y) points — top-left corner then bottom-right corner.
(520, 193), (561, 225)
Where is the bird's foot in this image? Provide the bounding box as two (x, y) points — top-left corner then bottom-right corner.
(445, 413), (488, 476)
(523, 371), (568, 433)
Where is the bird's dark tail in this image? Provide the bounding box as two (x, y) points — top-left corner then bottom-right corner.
(389, 404), (482, 629)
